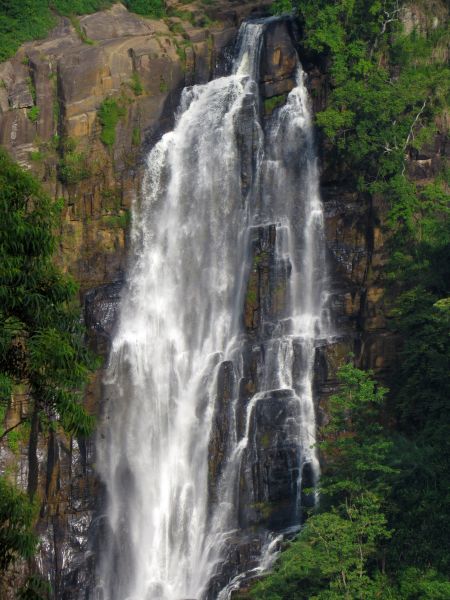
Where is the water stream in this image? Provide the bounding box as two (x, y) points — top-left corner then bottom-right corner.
(96, 19), (330, 600)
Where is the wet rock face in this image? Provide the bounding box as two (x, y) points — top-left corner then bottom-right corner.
(36, 432), (97, 600)
(234, 224), (301, 535)
(244, 225), (290, 335)
(206, 535), (265, 600)
(239, 390), (301, 530)
(208, 361), (235, 507)
(84, 280), (124, 356)
(259, 17), (300, 98)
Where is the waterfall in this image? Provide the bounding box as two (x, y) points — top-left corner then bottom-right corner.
(96, 19), (330, 600)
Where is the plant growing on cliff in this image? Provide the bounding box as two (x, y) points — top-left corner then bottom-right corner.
(124, 0), (166, 19)
(0, 150), (97, 583)
(249, 363), (450, 598)
(249, 364), (394, 599)
(0, 149), (97, 440)
(129, 72), (144, 96)
(98, 98), (126, 148)
(0, 1), (167, 62)
(27, 106), (40, 123)
(58, 150), (91, 184)
(252, 1), (450, 595)
(0, 477), (37, 571)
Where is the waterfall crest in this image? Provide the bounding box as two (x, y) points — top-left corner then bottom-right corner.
(96, 19), (330, 600)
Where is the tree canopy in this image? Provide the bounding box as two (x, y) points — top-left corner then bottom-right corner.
(248, 0), (450, 597)
(0, 149), (97, 591)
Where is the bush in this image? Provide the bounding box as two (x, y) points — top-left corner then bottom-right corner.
(98, 98), (126, 147)
(0, 477), (37, 571)
(130, 72), (143, 96)
(27, 106), (40, 123)
(58, 151), (90, 184)
(124, 0), (166, 18)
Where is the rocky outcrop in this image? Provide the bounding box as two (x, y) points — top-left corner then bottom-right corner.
(1, 1), (447, 597)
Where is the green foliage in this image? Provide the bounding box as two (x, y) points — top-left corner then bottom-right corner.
(0, 149), (97, 437)
(0, 0), (166, 62)
(0, 374), (13, 403)
(129, 72), (143, 96)
(275, 1), (449, 204)
(318, 364), (394, 507)
(397, 568), (450, 600)
(0, 477), (37, 571)
(29, 151), (43, 162)
(98, 98), (126, 147)
(16, 575), (51, 600)
(253, 497), (391, 599)
(251, 362), (450, 597)
(132, 126), (141, 146)
(264, 94), (287, 115)
(50, 1), (113, 15)
(254, 3), (450, 595)
(26, 78), (36, 103)
(124, 0), (166, 18)
(58, 150), (91, 184)
(385, 215), (450, 572)
(251, 365), (393, 599)
(27, 106), (40, 123)
(103, 211), (130, 229)
(0, 1), (55, 62)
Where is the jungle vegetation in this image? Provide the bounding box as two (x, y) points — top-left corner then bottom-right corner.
(0, 149), (98, 596)
(246, 0), (450, 597)
(0, 0), (167, 61)
(0, 0), (448, 597)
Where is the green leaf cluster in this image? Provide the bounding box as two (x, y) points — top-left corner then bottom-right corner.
(250, 364), (450, 598)
(124, 0), (166, 18)
(98, 98), (126, 148)
(0, 148), (97, 438)
(58, 149), (91, 184)
(16, 574), (51, 600)
(250, 365), (394, 599)
(274, 1), (449, 201)
(0, 477), (37, 572)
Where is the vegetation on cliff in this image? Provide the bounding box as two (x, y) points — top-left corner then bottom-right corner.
(247, 0), (450, 597)
(249, 364), (450, 598)
(0, 149), (97, 591)
(0, 1), (166, 61)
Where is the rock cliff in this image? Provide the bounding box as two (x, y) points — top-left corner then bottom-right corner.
(0, 1), (447, 597)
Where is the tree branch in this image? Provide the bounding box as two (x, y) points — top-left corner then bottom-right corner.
(0, 419), (26, 441)
(403, 100), (428, 151)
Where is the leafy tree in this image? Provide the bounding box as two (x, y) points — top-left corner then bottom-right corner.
(273, 0), (449, 209)
(250, 365), (393, 599)
(251, 495), (392, 599)
(0, 148), (97, 439)
(0, 149), (96, 587)
(251, 2), (450, 594)
(0, 477), (37, 572)
(385, 224), (450, 572)
(318, 364), (393, 507)
(124, 0), (166, 18)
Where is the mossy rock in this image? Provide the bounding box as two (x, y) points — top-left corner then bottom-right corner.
(264, 93), (287, 116)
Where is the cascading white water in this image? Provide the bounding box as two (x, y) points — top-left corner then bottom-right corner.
(96, 19), (330, 600)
